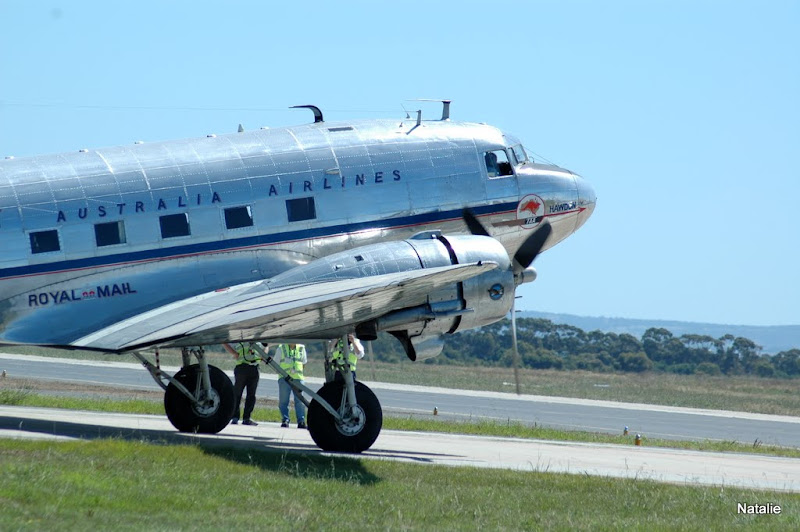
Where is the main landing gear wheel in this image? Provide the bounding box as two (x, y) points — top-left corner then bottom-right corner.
(164, 364), (234, 434)
(307, 381), (383, 453)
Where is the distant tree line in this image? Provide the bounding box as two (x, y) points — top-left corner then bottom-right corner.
(366, 318), (800, 378)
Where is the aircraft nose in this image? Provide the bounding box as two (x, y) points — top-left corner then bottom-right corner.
(574, 175), (596, 231)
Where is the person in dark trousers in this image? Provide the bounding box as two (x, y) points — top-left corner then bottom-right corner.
(224, 342), (264, 426)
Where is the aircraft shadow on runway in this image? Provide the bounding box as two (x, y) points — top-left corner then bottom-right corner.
(0, 414), (385, 485)
(0, 413), (468, 484)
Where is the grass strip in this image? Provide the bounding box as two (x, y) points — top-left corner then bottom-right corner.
(1, 438), (798, 531)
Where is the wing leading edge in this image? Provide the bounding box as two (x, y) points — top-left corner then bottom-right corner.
(72, 261), (499, 352)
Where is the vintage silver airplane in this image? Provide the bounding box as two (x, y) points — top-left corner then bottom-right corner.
(0, 102), (595, 452)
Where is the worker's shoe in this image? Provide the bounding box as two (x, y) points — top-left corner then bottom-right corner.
(280, 421), (289, 428)
(242, 419), (258, 426)
(230, 418), (239, 425)
(297, 422), (307, 429)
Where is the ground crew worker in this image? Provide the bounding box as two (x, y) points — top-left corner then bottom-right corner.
(331, 334), (365, 380)
(224, 342), (263, 426)
(275, 343), (307, 428)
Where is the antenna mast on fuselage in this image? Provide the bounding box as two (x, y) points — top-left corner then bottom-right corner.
(408, 99), (451, 121)
(290, 105), (324, 123)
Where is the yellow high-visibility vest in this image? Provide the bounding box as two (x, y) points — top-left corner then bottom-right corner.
(332, 340), (359, 370)
(278, 344), (305, 380)
(236, 343), (260, 365)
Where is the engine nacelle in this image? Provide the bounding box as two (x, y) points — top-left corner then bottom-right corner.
(265, 231), (515, 361)
(373, 233), (514, 360)
(387, 233), (512, 328)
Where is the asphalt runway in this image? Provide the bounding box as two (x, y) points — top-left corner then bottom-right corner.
(2, 405), (799, 493)
(2, 353), (800, 449)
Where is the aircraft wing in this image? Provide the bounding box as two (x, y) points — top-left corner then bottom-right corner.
(72, 261), (498, 352)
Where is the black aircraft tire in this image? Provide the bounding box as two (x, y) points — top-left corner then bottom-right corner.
(308, 381), (383, 453)
(164, 364), (234, 434)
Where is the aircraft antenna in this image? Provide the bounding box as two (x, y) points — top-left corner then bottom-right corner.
(408, 99), (452, 120)
(290, 105), (324, 123)
(237, 124), (244, 133)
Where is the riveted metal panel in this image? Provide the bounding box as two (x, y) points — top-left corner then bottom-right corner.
(61, 224), (95, 258)
(322, 127), (362, 149)
(197, 141), (249, 185)
(0, 185), (18, 209)
(4, 158), (47, 186)
(94, 145), (140, 174)
(122, 211), (159, 247)
(20, 206), (58, 231)
(208, 176), (253, 205)
(291, 125), (329, 149)
(254, 128), (298, 152)
(333, 143), (374, 176)
(114, 171), (149, 195)
(79, 171), (120, 199)
(184, 183), (214, 205)
(0, 236), (28, 268)
(269, 149), (311, 178)
(14, 180), (53, 207)
(190, 209), (224, 240)
(366, 141), (404, 164)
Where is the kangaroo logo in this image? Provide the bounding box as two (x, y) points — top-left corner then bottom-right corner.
(517, 194), (545, 229)
(520, 199), (541, 215)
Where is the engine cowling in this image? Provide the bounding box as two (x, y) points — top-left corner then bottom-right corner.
(380, 233), (514, 360)
(267, 232), (515, 361)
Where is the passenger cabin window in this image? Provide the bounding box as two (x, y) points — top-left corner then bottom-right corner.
(286, 197), (316, 222)
(224, 205), (254, 229)
(484, 150), (513, 178)
(29, 230), (61, 254)
(95, 221), (126, 247)
(159, 213), (191, 238)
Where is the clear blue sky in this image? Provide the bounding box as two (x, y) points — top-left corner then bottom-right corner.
(1, 1), (798, 326)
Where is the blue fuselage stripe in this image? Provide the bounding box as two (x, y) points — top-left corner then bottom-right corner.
(0, 202), (516, 280)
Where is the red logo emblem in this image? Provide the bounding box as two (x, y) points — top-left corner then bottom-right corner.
(517, 194), (545, 229)
(520, 199), (541, 215)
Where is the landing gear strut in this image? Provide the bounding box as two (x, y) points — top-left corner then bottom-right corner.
(133, 348), (234, 434)
(250, 337), (383, 453)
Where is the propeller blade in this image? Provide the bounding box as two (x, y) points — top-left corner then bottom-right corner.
(513, 220), (552, 272)
(461, 208), (491, 237)
(510, 297), (521, 395)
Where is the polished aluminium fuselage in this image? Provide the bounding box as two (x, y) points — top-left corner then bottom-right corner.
(0, 117), (595, 349)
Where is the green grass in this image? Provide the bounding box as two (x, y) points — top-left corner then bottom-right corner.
(0, 381), (33, 405)
(3, 381), (799, 459)
(0, 438), (798, 531)
(6, 347), (800, 416)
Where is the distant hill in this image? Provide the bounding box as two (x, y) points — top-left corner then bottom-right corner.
(519, 311), (800, 355)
